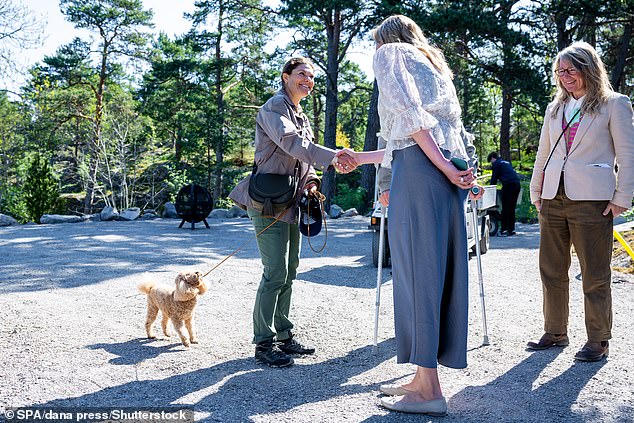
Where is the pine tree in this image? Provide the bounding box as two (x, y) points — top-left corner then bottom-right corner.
(24, 155), (61, 222)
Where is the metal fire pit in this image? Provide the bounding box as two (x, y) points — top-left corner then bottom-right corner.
(175, 184), (213, 230)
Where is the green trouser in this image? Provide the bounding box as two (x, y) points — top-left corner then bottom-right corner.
(248, 208), (301, 344)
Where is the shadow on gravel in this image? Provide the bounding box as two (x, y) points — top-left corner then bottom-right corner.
(447, 349), (607, 422)
(488, 225), (541, 252)
(87, 339), (184, 365)
(0, 220), (262, 294)
(298, 263), (390, 289)
(33, 339), (398, 420)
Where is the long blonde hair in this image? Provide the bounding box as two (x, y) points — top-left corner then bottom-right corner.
(371, 15), (453, 79)
(551, 41), (613, 117)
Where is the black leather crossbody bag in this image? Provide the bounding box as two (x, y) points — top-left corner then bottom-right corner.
(248, 146), (301, 216)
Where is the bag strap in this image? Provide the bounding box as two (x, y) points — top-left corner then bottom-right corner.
(543, 107), (581, 172)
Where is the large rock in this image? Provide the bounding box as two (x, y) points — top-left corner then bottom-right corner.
(40, 214), (83, 224)
(100, 206), (119, 221)
(140, 209), (160, 220)
(227, 205), (247, 218)
(163, 202), (179, 218)
(329, 204), (344, 219)
(342, 208), (359, 218)
(209, 209), (229, 219)
(119, 207), (141, 221)
(0, 213), (18, 226)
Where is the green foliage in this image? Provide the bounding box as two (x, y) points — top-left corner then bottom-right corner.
(622, 207), (634, 223)
(516, 181), (538, 224)
(333, 183), (367, 212)
(215, 196), (236, 210)
(23, 155), (63, 222)
(164, 165), (189, 203)
(0, 185), (28, 223)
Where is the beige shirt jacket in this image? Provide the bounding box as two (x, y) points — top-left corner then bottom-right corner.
(229, 89), (337, 223)
(530, 93), (634, 209)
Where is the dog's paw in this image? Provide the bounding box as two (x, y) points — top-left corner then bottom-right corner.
(190, 339), (199, 344)
(181, 341), (191, 348)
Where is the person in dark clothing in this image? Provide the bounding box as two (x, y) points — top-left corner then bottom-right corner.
(488, 152), (521, 236)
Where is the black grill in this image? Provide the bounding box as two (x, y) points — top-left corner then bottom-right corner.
(175, 184), (213, 229)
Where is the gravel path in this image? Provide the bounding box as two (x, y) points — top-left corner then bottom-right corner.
(0, 216), (633, 423)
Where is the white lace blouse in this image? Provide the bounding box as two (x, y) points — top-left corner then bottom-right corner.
(373, 42), (468, 168)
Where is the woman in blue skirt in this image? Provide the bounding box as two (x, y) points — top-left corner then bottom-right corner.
(346, 15), (482, 416)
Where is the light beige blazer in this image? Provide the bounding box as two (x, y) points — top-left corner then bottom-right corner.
(530, 93), (634, 209)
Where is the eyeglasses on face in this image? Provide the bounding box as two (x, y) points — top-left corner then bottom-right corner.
(555, 67), (579, 76)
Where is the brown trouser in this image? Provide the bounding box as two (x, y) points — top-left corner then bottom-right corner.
(539, 177), (613, 342)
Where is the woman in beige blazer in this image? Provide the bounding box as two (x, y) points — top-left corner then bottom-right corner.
(528, 42), (634, 361)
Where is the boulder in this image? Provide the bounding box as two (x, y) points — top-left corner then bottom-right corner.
(40, 214), (83, 224)
(329, 204), (344, 219)
(140, 211), (160, 220)
(83, 213), (101, 222)
(163, 202), (179, 218)
(119, 207), (141, 221)
(0, 213), (18, 226)
(227, 205), (248, 218)
(342, 208), (359, 218)
(100, 206), (119, 221)
(209, 209), (229, 219)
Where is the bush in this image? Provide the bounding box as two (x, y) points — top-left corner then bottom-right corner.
(333, 183), (366, 211)
(0, 184), (28, 222)
(516, 181), (538, 223)
(24, 155), (63, 222)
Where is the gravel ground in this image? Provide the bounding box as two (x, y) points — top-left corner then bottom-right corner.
(0, 216), (633, 423)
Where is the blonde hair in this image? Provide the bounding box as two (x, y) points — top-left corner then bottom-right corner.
(371, 15), (453, 78)
(551, 41), (613, 117)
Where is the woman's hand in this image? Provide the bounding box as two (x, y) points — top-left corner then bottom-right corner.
(603, 202), (628, 218)
(443, 163), (476, 190)
(304, 181), (318, 196)
(468, 184), (484, 201)
(334, 149), (358, 173)
(379, 190), (390, 207)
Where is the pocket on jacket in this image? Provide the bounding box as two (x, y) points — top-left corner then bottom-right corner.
(565, 162), (615, 200)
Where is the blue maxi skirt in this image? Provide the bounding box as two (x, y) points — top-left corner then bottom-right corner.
(388, 145), (469, 369)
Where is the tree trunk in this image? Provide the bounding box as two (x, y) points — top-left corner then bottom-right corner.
(319, 10), (341, 211)
(84, 41), (109, 214)
(500, 86), (512, 161)
(611, 20), (632, 91)
(554, 14), (570, 51)
(312, 93), (321, 144)
(360, 81), (380, 212)
(213, 2), (225, 204)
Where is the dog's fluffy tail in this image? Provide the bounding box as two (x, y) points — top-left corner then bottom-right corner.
(137, 277), (156, 295)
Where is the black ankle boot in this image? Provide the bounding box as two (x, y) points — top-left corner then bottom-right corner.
(255, 340), (294, 368)
(277, 332), (315, 355)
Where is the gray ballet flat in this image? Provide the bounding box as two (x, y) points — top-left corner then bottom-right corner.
(380, 396), (448, 416)
(379, 384), (414, 396)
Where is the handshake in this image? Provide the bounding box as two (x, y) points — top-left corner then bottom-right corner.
(333, 148), (359, 174)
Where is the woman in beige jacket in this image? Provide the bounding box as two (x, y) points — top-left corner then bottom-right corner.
(527, 42), (634, 361)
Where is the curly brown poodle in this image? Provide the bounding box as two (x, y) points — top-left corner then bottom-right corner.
(138, 272), (207, 347)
